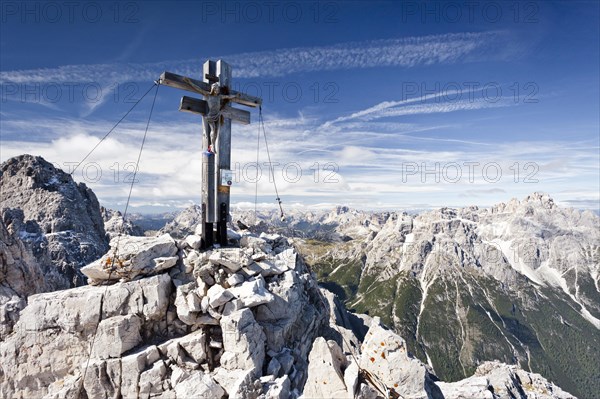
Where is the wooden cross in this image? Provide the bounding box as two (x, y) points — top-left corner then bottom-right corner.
(160, 60), (262, 248)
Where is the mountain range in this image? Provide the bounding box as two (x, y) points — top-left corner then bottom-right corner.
(1, 154), (597, 398)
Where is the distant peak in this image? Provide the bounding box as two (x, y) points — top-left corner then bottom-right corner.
(2, 154), (55, 172)
(523, 192), (555, 208)
(1, 154), (73, 191)
(491, 192), (556, 214)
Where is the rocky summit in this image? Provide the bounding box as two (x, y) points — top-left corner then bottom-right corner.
(0, 155), (587, 398)
(0, 227), (576, 398)
(0, 155), (109, 288)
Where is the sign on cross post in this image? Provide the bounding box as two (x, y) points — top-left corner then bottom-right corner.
(160, 60), (262, 248)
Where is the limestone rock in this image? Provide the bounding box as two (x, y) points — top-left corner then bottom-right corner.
(175, 281), (201, 325)
(0, 273), (171, 399)
(185, 234), (203, 250)
(436, 361), (578, 399)
(220, 308), (266, 373)
(83, 358), (122, 399)
(227, 273), (245, 287)
(229, 276), (275, 308)
(240, 235), (271, 252)
(267, 357), (282, 377)
(261, 375), (291, 399)
(209, 248), (248, 272)
(92, 314), (142, 359)
(207, 284), (234, 308)
(213, 368), (261, 399)
(139, 359), (168, 396)
(302, 337), (351, 399)
(81, 234), (177, 283)
(358, 317), (440, 399)
(0, 213), (49, 338)
(174, 371), (225, 399)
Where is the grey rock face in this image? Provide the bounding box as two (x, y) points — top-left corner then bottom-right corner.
(0, 214), (49, 338)
(0, 155), (109, 287)
(436, 361), (577, 399)
(0, 273), (171, 399)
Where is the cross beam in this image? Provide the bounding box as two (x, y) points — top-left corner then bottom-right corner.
(160, 60), (262, 248)
(179, 96), (251, 125)
(159, 71), (262, 108)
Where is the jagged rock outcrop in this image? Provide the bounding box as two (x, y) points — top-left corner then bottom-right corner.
(303, 316), (575, 399)
(437, 361), (576, 399)
(101, 207), (144, 238)
(0, 155), (109, 287)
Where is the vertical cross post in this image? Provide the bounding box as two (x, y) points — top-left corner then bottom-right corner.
(215, 60), (232, 247)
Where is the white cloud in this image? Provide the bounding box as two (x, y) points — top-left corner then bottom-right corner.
(2, 112), (597, 211)
(0, 32), (506, 85)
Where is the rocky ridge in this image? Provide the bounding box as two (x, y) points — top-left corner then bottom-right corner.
(0, 228), (576, 398)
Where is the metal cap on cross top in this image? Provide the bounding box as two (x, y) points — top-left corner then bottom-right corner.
(159, 60), (262, 248)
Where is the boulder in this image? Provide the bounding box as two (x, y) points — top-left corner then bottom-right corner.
(138, 359), (168, 396)
(174, 282), (201, 325)
(184, 234), (203, 250)
(82, 358), (122, 398)
(220, 308), (266, 373)
(302, 337), (350, 399)
(262, 375), (291, 399)
(358, 317), (440, 399)
(267, 357), (281, 377)
(209, 248), (249, 272)
(81, 234), (177, 283)
(213, 368), (261, 399)
(207, 284), (234, 308)
(229, 276), (274, 308)
(240, 235), (271, 252)
(158, 329), (207, 366)
(227, 273), (245, 287)
(174, 371), (225, 399)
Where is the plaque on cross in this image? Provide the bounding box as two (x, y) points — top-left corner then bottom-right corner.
(159, 60), (262, 248)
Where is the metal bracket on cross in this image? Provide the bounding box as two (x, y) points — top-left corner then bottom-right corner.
(160, 60), (262, 248)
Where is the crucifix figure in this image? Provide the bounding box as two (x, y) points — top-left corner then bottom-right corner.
(184, 79), (240, 153)
(160, 60), (262, 248)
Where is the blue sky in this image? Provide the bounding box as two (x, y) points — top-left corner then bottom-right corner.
(1, 0), (598, 213)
